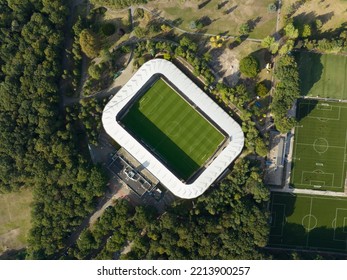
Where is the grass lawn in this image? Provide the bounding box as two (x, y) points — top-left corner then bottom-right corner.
(282, 0), (347, 35)
(145, 0), (277, 39)
(121, 78), (225, 180)
(291, 100), (347, 192)
(296, 52), (347, 99)
(269, 192), (347, 253)
(0, 188), (32, 254)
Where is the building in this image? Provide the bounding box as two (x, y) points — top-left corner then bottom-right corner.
(102, 59), (244, 199)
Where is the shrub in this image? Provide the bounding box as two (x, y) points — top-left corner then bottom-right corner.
(239, 55), (259, 78)
(256, 82), (269, 97)
(267, 3), (277, 13)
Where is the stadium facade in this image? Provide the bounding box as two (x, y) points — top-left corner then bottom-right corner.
(102, 59), (244, 199)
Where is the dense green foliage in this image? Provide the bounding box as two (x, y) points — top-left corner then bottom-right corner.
(79, 29), (99, 58)
(69, 160), (270, 260)
(0, 0), (107, 259)
(239, 56), (259, 78)
(272, 55), (299, 133)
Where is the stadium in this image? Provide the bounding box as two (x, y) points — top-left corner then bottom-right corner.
(102, 59), (244, 199)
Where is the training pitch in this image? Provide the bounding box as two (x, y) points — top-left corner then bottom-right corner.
(269, 192), (347, 252)
(120, 78), (225, 180)
(291, 99), (347, 192)
(296, 52), (347, 99)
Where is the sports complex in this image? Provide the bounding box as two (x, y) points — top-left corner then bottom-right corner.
(102, 59), (244, 199)
(269, 192), (347, 252)
(269, 51), (347, 253)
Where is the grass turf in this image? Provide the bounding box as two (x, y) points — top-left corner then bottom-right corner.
(295, 52), (347, 99)
(121, 78), (225, 180)
(0, 188), (32, 254)
(269, 192), (347, 253)
(291, 99), (347, 192)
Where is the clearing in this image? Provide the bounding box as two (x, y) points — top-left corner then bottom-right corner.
(0, 188), (32, 255)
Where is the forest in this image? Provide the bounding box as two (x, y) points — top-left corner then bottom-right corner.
(0, 0), (107, 258)
(69, 159), (270, 260)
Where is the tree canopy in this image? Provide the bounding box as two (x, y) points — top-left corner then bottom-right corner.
(239, 55), (260, 78)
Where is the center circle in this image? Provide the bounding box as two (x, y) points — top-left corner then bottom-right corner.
(165, 121), (181, 137)
(302, 214), (317, 231)
(313, 138), (329, 153)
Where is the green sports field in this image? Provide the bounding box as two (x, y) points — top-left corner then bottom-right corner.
(269, 192), (347, 252)
(121, 78), (225, 180)
(296, 52), (347, 99)
(291, 99), (347, 192)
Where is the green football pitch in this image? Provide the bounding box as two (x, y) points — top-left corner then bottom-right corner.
(269, 192), (347, 252)
(291, 99), (347, 192)
(120, 78), (225, 180)
(295, 52), (347, 99)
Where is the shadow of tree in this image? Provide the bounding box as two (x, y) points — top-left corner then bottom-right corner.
(294, 51), (323, 97)
(217, 1), (228, 10)
(247, 16), (262, 33)
(198, 0), (212, 10)
(295, 98), (318, 121)
(225, 5), (238, 15)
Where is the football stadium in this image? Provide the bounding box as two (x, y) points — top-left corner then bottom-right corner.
(102, 59), (244, 199)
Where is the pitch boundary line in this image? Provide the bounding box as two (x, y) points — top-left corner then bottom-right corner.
(341, 130), (347, 190)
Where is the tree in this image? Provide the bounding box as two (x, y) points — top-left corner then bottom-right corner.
(256, 82), (269, 97)
(239, 23), (250, 35)
(315, 19), (322, 31)
(301, 24), (311, 38)
(284, 22), (299, 39)
(239, 55), (259, 78)
(88, 63), (103, 79)
(279, 39), (294, 55)
(267, 3), (277, 13)
(261, 36), (279, 54)
(79, 29), (99, 58)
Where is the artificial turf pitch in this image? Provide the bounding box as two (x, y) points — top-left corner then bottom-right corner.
(269, 192), (347, 252)
(291, 99), (347, 192)
(296, 52), (347, 99)
(121, 78), (225, 180)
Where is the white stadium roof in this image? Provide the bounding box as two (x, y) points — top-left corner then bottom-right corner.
(102, 59), (244, 199)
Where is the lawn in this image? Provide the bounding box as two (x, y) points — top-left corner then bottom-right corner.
(282, 0), (347, 35)
(296, 52), (347, 99)
(121, 78), (225, 181)
(0, 188), (32, 255)
(291, 99), (347, 192)
(144, 0), (277, 39)
(269, 192), (347, 253)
